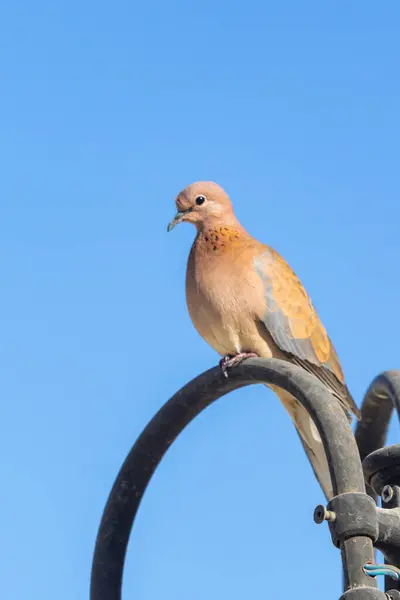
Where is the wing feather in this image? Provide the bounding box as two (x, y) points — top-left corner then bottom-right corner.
(253, 247), (360, 419)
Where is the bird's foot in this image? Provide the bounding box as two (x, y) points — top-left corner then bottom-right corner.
(219, 352), (259, 378)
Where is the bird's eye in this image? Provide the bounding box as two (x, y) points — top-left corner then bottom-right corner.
(195, 195), (206, 206)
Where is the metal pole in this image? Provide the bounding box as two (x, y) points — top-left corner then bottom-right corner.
(355, 371), (400, 592)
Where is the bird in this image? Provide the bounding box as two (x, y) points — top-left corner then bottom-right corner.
(167, 181), (360, 499)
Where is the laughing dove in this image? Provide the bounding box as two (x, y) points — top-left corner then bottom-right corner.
(168, 181), (360, 499)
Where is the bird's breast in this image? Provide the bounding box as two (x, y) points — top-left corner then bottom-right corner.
(185, 238), (270, 356)
(186, 244), (249, 316)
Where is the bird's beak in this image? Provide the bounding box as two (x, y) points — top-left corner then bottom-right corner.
(167, 210), (189, 232)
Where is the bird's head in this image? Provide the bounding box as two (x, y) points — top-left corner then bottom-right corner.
(167, 181), (235, 232)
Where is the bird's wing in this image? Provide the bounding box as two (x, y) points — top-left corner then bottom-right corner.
(253, 246), (360, 419)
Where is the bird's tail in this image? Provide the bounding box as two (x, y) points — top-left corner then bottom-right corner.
(268, 384), (334, 500)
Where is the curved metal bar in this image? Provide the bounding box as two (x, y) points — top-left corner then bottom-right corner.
(90, 357), (375, 600)
(355, 371), (400, 498)
(356, 370), (400, 462)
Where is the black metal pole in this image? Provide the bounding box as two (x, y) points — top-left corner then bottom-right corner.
(90, 358), (381, 600)
(355, 370), (400, 593)
(356, 370), (400, 473)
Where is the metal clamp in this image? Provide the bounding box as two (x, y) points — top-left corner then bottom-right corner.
(315, 493), (378, 548)
(340, 589), (389, 599)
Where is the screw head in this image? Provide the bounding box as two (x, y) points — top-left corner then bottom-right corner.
(313, 504), (336, 524)
(382, 485), (394, 503)
(314, 504), (326, 524)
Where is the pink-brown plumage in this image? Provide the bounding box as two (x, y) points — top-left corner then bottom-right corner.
(168, 181), (359, 499)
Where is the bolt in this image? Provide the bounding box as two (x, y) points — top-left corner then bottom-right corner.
(382, 485), (394, 503)
(313, 504), (336, 524)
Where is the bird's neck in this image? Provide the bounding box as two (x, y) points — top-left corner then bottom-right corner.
(195, 220), (250, 254)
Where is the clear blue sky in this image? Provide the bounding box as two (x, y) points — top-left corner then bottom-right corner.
(1, 1), (400, 598)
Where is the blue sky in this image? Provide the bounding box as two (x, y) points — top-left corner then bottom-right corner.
(1, 1), (400, 598)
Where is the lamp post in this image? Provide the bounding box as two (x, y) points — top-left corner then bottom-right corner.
(90, 358), (400, 600)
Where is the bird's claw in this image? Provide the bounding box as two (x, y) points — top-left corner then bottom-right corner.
(219, 353), (259, 378)
(219, 356), (231, 378)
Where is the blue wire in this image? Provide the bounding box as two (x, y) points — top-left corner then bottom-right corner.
(364, 563), (400, 580)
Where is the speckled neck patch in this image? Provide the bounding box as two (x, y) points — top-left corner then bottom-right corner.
(199, 226), (242, 252)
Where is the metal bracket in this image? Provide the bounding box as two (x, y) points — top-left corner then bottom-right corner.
(326, 493), (378, 548)
(340, 589), (389, 599)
